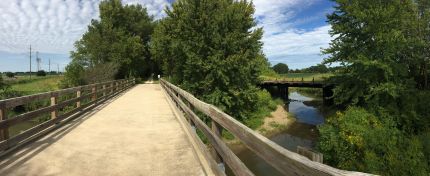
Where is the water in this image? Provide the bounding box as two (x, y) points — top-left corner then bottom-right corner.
(226, 89), (328, 176)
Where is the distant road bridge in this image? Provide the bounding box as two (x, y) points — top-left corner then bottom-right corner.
(0, 79), (368, 176)
(259, 80), (335, 103)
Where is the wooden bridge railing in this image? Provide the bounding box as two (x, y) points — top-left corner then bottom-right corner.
(161, 79), (370, 176)
(0, 78), (135, 153)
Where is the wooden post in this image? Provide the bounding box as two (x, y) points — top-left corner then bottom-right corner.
(0, 104), (9, 141)
(92, 85), (97, 102)
(297, 146), (323, 163)
(110, 82), (114, 94)
(50, 93), (58, 120)
(212, 120), (225, 172)
(76, 89), (81, 108)
(103, 85), (106, 97)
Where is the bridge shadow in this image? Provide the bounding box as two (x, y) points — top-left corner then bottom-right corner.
(0, 86), (135, 173)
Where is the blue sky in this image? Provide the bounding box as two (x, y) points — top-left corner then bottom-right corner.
(0, 0), (335, 72)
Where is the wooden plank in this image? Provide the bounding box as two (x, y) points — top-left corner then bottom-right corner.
(163, 84), (254, 176)
(161, 79), (371, 176)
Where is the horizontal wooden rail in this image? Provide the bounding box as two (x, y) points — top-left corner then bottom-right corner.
(163, 84), (254, 176)
(160, 79), (371, 176)
(0, 79), (135, 152)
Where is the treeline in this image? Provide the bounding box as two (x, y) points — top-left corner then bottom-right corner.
(318, 0), (430, 175)
(271, 63), (340, 74)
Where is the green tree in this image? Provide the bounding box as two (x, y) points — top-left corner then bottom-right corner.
(151, 0), (272, 121)
(323, 0), (429, 106)
(5, 72), (14, 78)
(70, 0), (155, 79)
(36, 70), (47, 77)
(272, 63), (289, 74)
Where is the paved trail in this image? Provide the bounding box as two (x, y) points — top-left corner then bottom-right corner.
(0, 84), (211, 176)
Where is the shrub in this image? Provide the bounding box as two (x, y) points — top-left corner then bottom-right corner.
(36, 70), (47, 76)
(5, 72), (15, 78)
(318, 107), (428, 175)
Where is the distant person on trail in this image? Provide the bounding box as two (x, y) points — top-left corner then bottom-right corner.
(157, 75), (160, 80)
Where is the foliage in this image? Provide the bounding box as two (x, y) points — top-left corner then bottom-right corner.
(60, 61), (85, 88)
(318, 107), (429, 175)
(323, 0), (430, 106)
(36, 70), (47, 77)
(5, 72), (15, 78)
(319, 1), (430, 174)
(272, 63), (289, 74)
(82, 62), (119, 84)
(151, 0), (273, 122)
(69, 0), (156, 79)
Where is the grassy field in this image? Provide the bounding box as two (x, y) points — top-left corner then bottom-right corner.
(3, 75), (64, 95)
(261, 73), (333, 82)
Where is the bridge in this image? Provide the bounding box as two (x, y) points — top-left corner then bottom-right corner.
(0, 79), (369, 175)
(259, 80), (334, 103)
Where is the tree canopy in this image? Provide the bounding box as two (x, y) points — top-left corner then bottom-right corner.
(69, 0), (156, 81)
(151, 0), (273, 121)
(272, 63), (289, 74)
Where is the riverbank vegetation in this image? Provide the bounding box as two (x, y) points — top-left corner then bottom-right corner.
(318, 0), (430, 175)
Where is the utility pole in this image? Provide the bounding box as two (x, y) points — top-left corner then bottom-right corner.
(57, 64), (59, 74)
(49, 59), (51, 73)
(29, 45), (32, 79)
(36, 52), (41, 71)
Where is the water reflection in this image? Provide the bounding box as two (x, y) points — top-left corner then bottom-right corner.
(288, 92), (325, 125)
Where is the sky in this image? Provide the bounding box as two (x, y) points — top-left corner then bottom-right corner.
(0, 0), (335, 72)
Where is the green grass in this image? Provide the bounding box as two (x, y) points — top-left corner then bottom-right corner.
(261, 73), (333, 82)
(8, 75), (63, 95)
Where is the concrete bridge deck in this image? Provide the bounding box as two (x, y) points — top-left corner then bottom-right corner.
(0, 84), (213, 176)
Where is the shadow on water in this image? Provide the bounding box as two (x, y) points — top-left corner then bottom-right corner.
(226, 87), (333, 176)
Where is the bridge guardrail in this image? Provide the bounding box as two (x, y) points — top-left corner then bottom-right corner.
(160, 79), (371, 176)
(0, 78), (135, 152)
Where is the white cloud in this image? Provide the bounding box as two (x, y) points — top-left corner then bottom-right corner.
(252, 0), (333, 67)
(0, 0), (169, 54)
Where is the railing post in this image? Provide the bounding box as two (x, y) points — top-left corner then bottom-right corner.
(103, 84), (106, 97)
(50, 93), (58, 120)
(212, 120), (225, 172)
(76, 89), (81, 108)
(92, 85), (97, 102)
(0, 104), (9, 141)
(110, 82), (114, 94)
